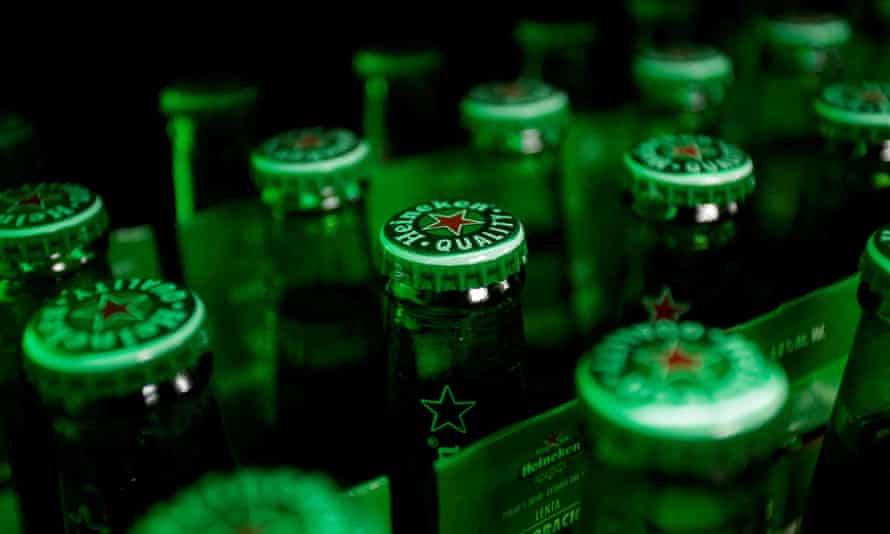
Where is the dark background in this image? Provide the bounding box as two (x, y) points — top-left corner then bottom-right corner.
(0, 2), (854, 231)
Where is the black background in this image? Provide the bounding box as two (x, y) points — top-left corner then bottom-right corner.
(0, 2), (853, 231)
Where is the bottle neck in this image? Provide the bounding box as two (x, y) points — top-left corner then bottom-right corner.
(384, 273), (527, 378)
(270, 199), (373, 290)
(628, 194), (743, 253)
(823, 138), (890, 191)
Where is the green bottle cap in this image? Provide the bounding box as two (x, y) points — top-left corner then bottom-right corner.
(22, 278), (209, 409)
(0, 112), (33, 149)
(0, 182), (109, 275)
(860, 225), (890, 297)
(514, 20), (596, 49)
(353, 47), (442, 78)
(461, 79), (570, 131)
(576, 321), (789, 477)
(378, 200), (527, 292)
(634, 45), (733, 85)
(765, 14), (851, 48)
(159, 80), (259, 116)
(624, 134), (755, 206)
(131, 468), (382, 534)
(251, 127), (370, 210)
(814, 81), (890, 142)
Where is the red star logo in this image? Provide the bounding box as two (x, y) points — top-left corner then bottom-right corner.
(861, 90), (887, 104)
(15, 194), (42, 208)
(294, 134), (323, 149)
(100, 300), (131, 320)
(497, 82), (525, 97)
(422, 210), (484, 237)
(643, 288), (690, 322)
(544, 432), (564, 448)
(671, 144), (701, 159)
(662, 346), (700, 373)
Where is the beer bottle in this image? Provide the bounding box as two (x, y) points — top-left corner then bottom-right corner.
(576, 321), (791, 533)
(353, 46), (444, 161)
(22, 277), (234, 533)
(130, 468), (384, 534)
(0, 112), (39, 186)
(460, 79), (580, 405)
(790, 81), (890, 293)
(619, 134), (759, 327)
(250, 127), (383, 481)
(803, 225), (890, 532)
(379, 200), (530, 533)
(632, 44), (733, 139)
(0, 182), (111, 534)
(159, 79), (259, 226)
(514, 19), (598, 110)
(161, 80), (275, 448)
(741, 14), (850, 287)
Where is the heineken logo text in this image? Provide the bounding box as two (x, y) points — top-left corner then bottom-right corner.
(0, 184), (94, 228)
(634, 135), (748, 175)
(387, 201), (519, 254)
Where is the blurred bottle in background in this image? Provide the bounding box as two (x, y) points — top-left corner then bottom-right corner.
(0, 113), (39, 187)
(353, 44), (445, 163)
(159, 79), (278, 446)
(251, 127), (384, 483)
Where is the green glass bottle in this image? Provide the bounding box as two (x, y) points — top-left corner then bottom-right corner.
(618, 134), (761, 327)
(460, 79), (580, 406)
(0, 113), (38, 186)
(353, 46), (444, 162)
(803, 225), (890, 532)
(130, 468), (384, 534)
(514, 19), (598, 110)
(251, 127), (383, 482)
(742, 14), (850, 289)
(576, 321), (791, 533)
(790, 81), (890, 295)
(379, 200), (530, 534)
(632, 44), (733, 138)
(159, 79), (259, 225)
(0, 182), (110, 534)
(22, 277), (234, 533)
(161, 80), (276, 447)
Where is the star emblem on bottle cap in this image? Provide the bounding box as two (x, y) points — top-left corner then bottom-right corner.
(68, 291), (151, 333)
(860, 90), (888, 104)
(661, 345), (701, 374)
(671, 143), (702, 159)
(15, 194), (43, 208)
(422, 209), (485, 237)
(294, 133), (324, 149)
(420, 384), (477, 434)
(496, 82), (526, 98)
(643, 288), (690, 322)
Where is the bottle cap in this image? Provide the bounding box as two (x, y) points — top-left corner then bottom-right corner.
(814, 81), (890, 143)
(353, 47), (442, 78)
(461, 79), (569, 131)
(624, 134), (755, 206)
(23, 278), (209, 410)
(765, 14), (851, 48)
(251, 127), (370, 210)
(159, 80), (258, 116)
(576, 321), (789, 478)
(378, 200), (527, 292)
(0, 182), (109, 275)
(860, 224), (890, 297)
(130, 468), (383, 534)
